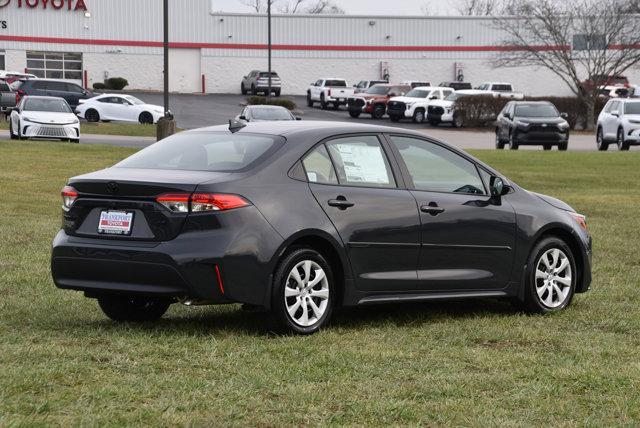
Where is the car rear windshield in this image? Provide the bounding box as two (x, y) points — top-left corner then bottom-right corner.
(625, 102), (640, 114)
(23, 98), (71, 113)
(115, 132), (283, 172)
(325, 80), (347, 87)
(515, 104), (559, 118)
(366, 86), (391, 95)
(259, 72), (279, 78)
(123, 95), (145, 105)
(251, 107), (293, 120)
(492, 84), (513, 92)
(405, 89), (430, 98)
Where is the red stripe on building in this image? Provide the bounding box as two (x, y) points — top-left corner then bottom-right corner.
(0, 34), (567, 52)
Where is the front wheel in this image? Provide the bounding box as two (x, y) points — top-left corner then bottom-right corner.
(9, 120), (17, 140)
(558, 141), (568, 151)
(617, 128), (630, 151)
(97, 296), (172, 322)
(269, 248), (334, 335)
(349, 111), (361, 118)
(139, 112), (154, 125)
(543, 145), (552, 151)
(371, 104), (386, 119)
(389, 115), (400, 122)
(495, 130), (505, 149)
(320, 95), (328, 110)
(509, 131), (519, 150)
(596, 127), (609, 151)
(274, 89), (281, 97)
(412, 109), (425, 123)
(241, 83), (247, 95)
(307, 93), (313, 107)
(521, 237), (576, 314)
(85, 109), (100, 123)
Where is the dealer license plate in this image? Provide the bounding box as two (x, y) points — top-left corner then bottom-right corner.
(98, 211), (134, 235)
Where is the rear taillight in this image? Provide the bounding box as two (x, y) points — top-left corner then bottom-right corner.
(61, 185), (78, 209)
(156, 193), (250, 213)
(16, 89), (25, 102)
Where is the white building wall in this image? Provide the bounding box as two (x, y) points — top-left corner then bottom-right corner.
(83, 53), (164, 91)
(4, 49), (25, 72)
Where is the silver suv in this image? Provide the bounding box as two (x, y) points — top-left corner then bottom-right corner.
(241, 71), (282, 96)
(596, 98), (640, 151)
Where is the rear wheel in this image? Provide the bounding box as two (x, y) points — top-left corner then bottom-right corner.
(269, 248), (334, 335)
(139, 112), (154, 125)
(617, 127), (630, 151)
(412, 108), (425, 123)
(521, 237), (576, 314)
(251, 85), (257, 95)
(349, 111), (361, 118)
(241, 83), (247, 95)
(85, 109), (100, 123)
(307, 93), (313, 107)
(495, 129), (505, 149)
(372, 104), (386, 119)
(9, 120), (17, 140)
(97, 296), (171, 322)
(596, 127), (609, 151)
(274, 89), (281, 97)
(320, 94), (328, 110)
(452, 113), (464, 128)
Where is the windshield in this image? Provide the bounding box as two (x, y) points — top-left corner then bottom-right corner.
(625, 102), (640, 114)
(514, 104), (559, 118)
(23, 98), (71, 113)
(445, 93), (461, 101)
(405, 89), (430, 98)
(116, 132), (282, 172)
(259, 72), (279, 78)
(366, 86), (390, 95)
(251, 107), (293, 120)
(123, 95), (145, 105)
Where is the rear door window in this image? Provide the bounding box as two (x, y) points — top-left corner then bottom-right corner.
(47, 81), (68, 92)
(302, 145), (338, 185)
(325, 136), (396, 188)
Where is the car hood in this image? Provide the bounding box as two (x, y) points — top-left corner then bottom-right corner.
(389, 96), (424, 103)
(530, 191), (575, 212)
(514, 117), (565, 125)
(22, 111), (77, 124)
(353, 94), (387, 100)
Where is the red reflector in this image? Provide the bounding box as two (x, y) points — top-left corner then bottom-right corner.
(156, 193), (190, 203)
(215, 264), (225, 294)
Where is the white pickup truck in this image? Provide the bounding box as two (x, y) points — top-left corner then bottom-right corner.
(475, 82), (525, 99)
(387, 86), (454, 123)
(307, 78), (355, 110)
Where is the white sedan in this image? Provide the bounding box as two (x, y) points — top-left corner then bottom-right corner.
(75, 94), (165, 124)
(10, 96), (80, 143)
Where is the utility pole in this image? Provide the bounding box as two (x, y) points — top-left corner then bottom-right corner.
(157, 0), (176, 141)
(267, 0), (272, 99)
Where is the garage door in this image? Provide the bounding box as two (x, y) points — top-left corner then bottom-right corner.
(169, 49), (201, 93)
(26, 51), (83, 85)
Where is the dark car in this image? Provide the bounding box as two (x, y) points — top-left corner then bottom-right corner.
(235, 105), (299, 122)
(347, 84), (410, 119)
(51, 121), (592, 334)
(0, 79), (17, 116)
(495, 101), (571, 150)
(439, 81), (473, 91)
(12, 78), (94, 109)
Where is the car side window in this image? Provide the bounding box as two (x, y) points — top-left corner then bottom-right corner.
(610, 101), (620, 114)
(97, 97), (112, 103)
(302, 144), (338, 185)
(442, 89), (453, 98)
(389, 136), (486, 195)
(66, 83), (83, 93)
(32, 81), (47, 90)
(325, 136), (396, 188)
(315, 80), (323, 87)
(48, 81), (67, 92)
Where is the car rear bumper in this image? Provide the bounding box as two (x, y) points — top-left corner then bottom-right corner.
(22, 122), (79, 140)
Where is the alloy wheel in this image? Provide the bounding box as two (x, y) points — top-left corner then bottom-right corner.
(284, 260), (330, 327)
(535, 248), (572, 308)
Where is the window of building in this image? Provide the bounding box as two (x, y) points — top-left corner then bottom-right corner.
(0, 50), (5, 70)
(573, 34), (607, 51)
(26, 51), (83, 81)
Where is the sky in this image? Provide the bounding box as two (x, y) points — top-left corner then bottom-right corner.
(212, 0), (458, 15)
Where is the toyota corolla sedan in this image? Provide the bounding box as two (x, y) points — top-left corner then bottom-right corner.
(10, 96), (80, 142)
(51, 121), (592, 334)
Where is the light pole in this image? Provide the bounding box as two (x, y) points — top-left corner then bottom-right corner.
(267, 0), (272, 99)
(157, 0), (176, 141)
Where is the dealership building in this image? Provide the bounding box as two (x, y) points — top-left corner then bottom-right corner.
(1, 0), (637, 95)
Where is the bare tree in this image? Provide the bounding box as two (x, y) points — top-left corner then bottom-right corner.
(239, 0), (344, 14)
(457, 0), (503, 15)
(493, 0), (640, 129)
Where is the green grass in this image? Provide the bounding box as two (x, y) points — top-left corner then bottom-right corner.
(1, 140), (639, 426)
(0, 120), (158, 137)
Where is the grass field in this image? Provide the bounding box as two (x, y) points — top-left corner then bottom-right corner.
(0, 120), (158, 137)
(1, 140), (639, 426)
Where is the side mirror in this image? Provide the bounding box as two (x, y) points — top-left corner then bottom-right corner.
(490, 176), (509, 198)
(503, 112), (511, 119)
(611, 111), (619, 117)
(239, 115), (247, 121)
(295, 116), (302, 121)
(429, 95), (438, 100)
(560, 112), (568, 119)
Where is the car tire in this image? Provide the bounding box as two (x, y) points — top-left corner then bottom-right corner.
(521, 237), (577, 314)
(275, 89), (281, 97)
(9, 120), (17, 140)
(558, 142), (568, 151)
(17, 120), (24, 140)
(495, 130), (505, 149)
(543, 144), (552, 151)
(390, 115), (400, 122)
(139, 112), (154, 125)
(241, 83), (247, 95)
(428, 119), (440, 126)
(85, 109), (100, 123)
(307, 93), (313, 107)
(349, 111), (361, 118)
(251, 85), (257, 95)
(617, 127), (630, 151)
(269, 247), (334, 335)
(596, 127), (609, 151)
(412, 108), (425, 123)
(320, 94), (328, 110)
(332, 102), (340, 110)
(452, 113), (464, 128)
(97, 296), (172, 322)
(372, 104), (386, 119)
(509, 131), (519, 150)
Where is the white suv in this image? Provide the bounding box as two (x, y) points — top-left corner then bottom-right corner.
(386, 86), (454, 123)
(596, 98), (640, 151)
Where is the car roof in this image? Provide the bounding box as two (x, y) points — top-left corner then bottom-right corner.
(511, 101), (553, 105)
(246, 105), (289, 110)
(411, 86), (440, 91)
(22, 95), (68, 101)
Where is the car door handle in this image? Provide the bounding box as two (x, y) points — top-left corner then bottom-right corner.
(420, 203), (445, 216)
(328, 197), (354, 210)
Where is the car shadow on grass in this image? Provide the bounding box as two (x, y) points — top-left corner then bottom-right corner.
(79, 298), (519, 337)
